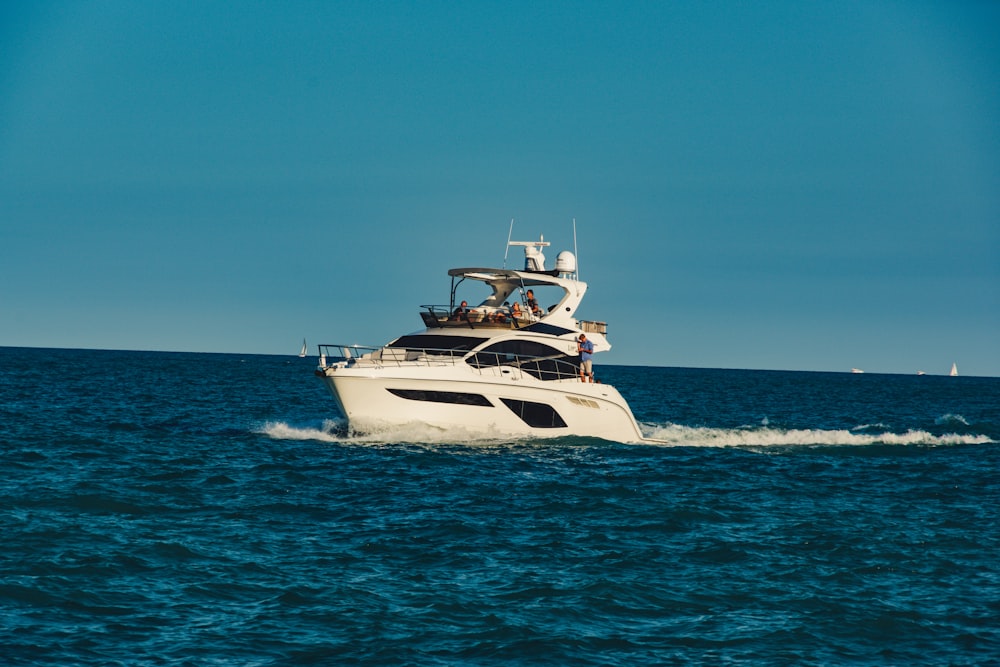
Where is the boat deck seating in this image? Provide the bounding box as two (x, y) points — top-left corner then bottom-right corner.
(421, 308), (536, 330)
(371, 347), (419, 362)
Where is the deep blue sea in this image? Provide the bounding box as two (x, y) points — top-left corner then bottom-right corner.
(2, 346), (998, 666)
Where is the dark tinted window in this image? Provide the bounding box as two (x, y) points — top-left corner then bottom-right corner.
(500, 398), (567, 428)
(387, 388), (492, 407)
(521, 322), (576, 337)
(388, 335), (486, 353)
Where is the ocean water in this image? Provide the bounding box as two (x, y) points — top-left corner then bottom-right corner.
(1, 346), (998, 666)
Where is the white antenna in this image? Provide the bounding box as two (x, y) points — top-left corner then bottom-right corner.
(573, 218), (579, 281)
(502, 218), (514, 268)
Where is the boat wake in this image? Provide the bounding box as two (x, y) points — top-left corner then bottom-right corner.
(639, 423), (994, 447)
(260, 420), (994, 448)
(259, 420), (520, 445)
(260, 420), (347, 443)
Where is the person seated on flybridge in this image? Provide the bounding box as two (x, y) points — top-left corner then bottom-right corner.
(491, 303), (511, 323)
(577, 333), (595, 383)
(451, 300), (469, 321)
(509, 301), (523, 319)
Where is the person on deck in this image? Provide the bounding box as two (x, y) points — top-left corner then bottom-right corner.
(452, 300), (469, 320)
(577, 333), (595, 383)
(510, 301), (522, 319)
(525, 290), (541, 316)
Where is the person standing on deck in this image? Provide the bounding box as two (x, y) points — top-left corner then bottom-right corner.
(525, 289), (541, 317)
(577, 334), (594, 383)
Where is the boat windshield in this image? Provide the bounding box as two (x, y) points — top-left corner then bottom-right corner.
(387, 335), (487, 353)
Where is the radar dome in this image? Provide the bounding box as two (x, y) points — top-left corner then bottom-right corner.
(555, 251), (577, 275)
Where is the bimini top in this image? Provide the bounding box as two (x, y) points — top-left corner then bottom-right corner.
(448, 268), (587, 326)
(442, 232), (584, 323)
(445, 267), (587, 328)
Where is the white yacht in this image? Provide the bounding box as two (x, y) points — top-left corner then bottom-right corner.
(314, 235), (649, 443)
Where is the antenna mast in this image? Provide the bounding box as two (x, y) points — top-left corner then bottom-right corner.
(502, 218), (514, 269)
(573, 218), (579, 281)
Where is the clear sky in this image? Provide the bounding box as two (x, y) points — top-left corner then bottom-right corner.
(2, 1), (998, 375)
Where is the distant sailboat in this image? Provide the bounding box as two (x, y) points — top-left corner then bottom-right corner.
(299, 339), (308, 357)
(950, 362), (958, 377)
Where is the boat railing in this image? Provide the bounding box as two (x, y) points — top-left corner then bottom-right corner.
(316, 343), (581, 382)
(419, 305), (452, 327)
(317, 343), (484, 367)
(317, 344), (384, 365)
(579, 320), (607, 334)
(467, 350), (581, 382)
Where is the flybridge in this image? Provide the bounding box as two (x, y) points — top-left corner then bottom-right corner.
(414, 231), (600, 333)
(422, 228), (598, 332)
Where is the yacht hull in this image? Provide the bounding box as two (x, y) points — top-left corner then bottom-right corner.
(313, 236), (652, 443)
(316, 364), (646, 443)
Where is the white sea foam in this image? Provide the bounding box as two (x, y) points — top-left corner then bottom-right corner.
(260, 420), (347, 443)
(639, 423), (993, 447)
(262, 420), (993, 448)
(259, 420), (514, 445)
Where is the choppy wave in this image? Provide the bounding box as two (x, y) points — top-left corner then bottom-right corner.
(851, 422), (891, 432)
(935, 413), (970, 426)
(5, 348), (1000, 666)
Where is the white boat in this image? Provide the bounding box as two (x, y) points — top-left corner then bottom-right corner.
(950, 362), (958, 377)
(851, 368), (865, 374)
(299, 339), (308, 357)
(314, 235), (649, 443)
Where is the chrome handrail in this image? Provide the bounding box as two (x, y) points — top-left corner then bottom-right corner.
(316, 343), (581, 382)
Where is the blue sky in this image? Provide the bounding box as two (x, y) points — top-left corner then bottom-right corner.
(2, 1), (998, 375)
